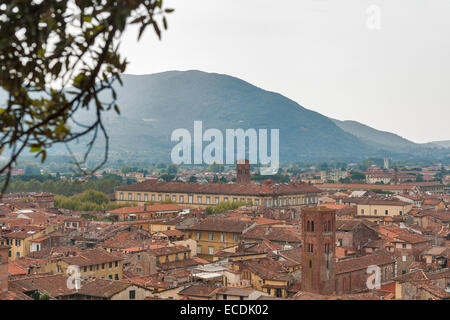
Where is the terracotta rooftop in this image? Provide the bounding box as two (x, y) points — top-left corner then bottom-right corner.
(178, 284), (219, 298)
(116, 180), (320, 197)
(108, 204), (184, 214)
(182, 218), (253, 233)
(60, 248), (123, 267)
(335, 253), (395, 274)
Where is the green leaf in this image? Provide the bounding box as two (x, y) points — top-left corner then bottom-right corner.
(30, 146), (41, 153)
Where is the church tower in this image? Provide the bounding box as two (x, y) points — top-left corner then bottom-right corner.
(0, 245), (9, 293)
(301, 207), (336, 295)
(236, 159), (250, 184)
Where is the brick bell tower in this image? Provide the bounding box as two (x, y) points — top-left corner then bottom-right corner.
(236, 159), (250, 184)
(0, 245), (9, 293)
(301, 207), (336, 295)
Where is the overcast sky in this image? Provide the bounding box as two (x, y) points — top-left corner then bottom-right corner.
(120, 0), (450, 143)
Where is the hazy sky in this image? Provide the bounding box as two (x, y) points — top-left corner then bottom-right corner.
(120, 0), (450, 143)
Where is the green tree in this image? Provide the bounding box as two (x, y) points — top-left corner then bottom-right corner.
(0, 0), (174, 191)
(167, 164), (178, 174)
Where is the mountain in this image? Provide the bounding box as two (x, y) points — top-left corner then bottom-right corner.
(331, 119), (420, 151)
(331, 119), (450, 157)
(69, 70), (375, 164)
(2, 70), (448, 165)
(423, 140), (450, 149)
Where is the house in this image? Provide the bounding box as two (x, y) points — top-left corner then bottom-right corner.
(356, 199), (413, 222)
(216, 287), (266, 300)
(335, 219), (379, 253)
(42, 248), (124, 280)
(390, 232), (432, 275)
(241, 225), (302, 247)
(335, 253), (396, 295)
(178, 283), (219, 300)
(180, 218), (253, 261)
(73, 278), (152, 300)
(422, 246), (449, 270)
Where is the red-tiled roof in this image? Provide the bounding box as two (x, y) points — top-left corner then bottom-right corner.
(116, 180), (320, 196)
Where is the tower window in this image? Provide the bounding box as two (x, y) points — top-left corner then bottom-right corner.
(309, 260), (312, 268)
(311, 221), (314, 232)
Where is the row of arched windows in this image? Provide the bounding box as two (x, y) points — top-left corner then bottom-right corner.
(306, 220), (332, 232)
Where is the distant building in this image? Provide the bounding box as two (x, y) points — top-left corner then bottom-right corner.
(115, 161), (320, 208)
(320, 169), (348, 183)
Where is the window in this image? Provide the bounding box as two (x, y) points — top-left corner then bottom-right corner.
(188, 195), (193, 203)
(208, 247), (214, 255)
(197, 196), (202, 204)
(152, 194), (155, 201)
(361, 209), (364, 214)
(385, 210), (388, 215)
(309, 260), (312, 268)
(402, 243), (406, 249)
(115, 261), (118, 267)
(206, 197), (211, 204)
(137, 193), (141, 201)
(215, 197), (219, 204)
(234, 235), (238, 243)
(224, 197), (228, 202)
(311, 221), (314, 232)
(179, 195), (184, 203)
(223, 294), (227, 300)
(165, 195), (170, 201)
(102, 264), (105, 269)
(120, 193), (124, 200)
(108, 275), (113, 280)
(209, 233), (214, 241)
(374, 209), (377, 215)
(128, 193), (132, 200)
(109, 262), (113, 268)
(402, 255), (406, 262)
(196, 232), (201, 240)
(172, 195), (177, 202)
(184, 252), (187, 260)
(399, 211), (403, 216)
(255, 199), (259, 205)
(197, 246), (202, 254)
(144, 194), (148, 202)
(115, 274), (119, 280)
(220, 233), (225, 242)
(158, 195), (162, 201)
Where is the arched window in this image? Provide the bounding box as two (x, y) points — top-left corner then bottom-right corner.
(311, 221), (314, 232)
(328, 220), (331, 232)
(306, 221), (310, 232)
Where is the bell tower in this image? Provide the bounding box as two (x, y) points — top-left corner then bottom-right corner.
(236, 159), (250, 184)
(0, 245), (9, 293)
(301, 207), (336, 295)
